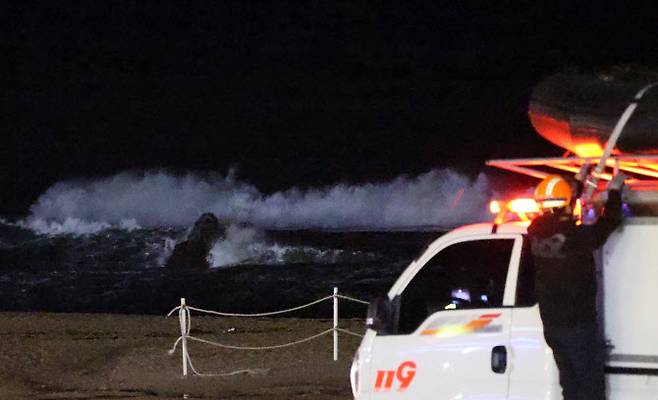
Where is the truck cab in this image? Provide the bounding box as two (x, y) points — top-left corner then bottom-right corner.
(350, 156), (658, 399)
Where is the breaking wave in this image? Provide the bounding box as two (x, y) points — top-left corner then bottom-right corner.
(20, 169), (490, 235)
(206, 224), (377, 267)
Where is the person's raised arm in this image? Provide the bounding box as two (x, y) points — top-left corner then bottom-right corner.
(582, 173), (626, 249)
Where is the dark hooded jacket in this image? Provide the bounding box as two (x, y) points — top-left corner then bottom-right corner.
(527, 190), (622, 327)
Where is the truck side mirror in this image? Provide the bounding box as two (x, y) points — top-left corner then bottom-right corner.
(366, 296), (393, 334)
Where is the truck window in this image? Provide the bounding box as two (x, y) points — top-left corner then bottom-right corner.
(397, 239), (514, 334)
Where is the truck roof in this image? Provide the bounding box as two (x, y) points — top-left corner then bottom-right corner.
(443, 221), (529, 240)
(449, 217), (658, 242)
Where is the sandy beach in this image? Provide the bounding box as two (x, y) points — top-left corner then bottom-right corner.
(0, 312), (363, 399)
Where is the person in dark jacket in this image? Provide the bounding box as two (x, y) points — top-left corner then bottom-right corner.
(528, 171), (626, 400)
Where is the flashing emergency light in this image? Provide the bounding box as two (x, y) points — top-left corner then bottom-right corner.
(508, 198), (541, 214)
(489, 200), (502, 214)
(490, 198), (541, 224)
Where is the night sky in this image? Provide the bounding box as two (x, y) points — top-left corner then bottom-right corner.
(4, 2), (658, 217)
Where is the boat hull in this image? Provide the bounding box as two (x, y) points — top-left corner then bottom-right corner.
(529, 66), (658, 156)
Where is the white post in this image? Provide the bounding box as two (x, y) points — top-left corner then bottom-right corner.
(180, 298), (188, 377)
(333, 287), (338, 361)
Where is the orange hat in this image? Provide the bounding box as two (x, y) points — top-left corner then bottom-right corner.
(534, 175), (572, 209)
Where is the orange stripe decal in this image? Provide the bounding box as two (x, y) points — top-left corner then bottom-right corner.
(420, 312), (503, 337)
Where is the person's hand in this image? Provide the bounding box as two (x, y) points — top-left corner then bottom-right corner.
(575, 162), (591, 182)
(607, 173), (628, 191)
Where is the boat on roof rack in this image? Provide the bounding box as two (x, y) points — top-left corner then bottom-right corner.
(529, 65), (658, 157)
(488, 66), (658, 221)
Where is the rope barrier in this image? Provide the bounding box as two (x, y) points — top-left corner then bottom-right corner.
(335, 327), (365, 338)
(169, 328), (335, 353)
(335, 294), (370, 305)
(186, 354), (270, 377)
(166, 305), (181, 317)
(185, 328), (335, 351)
(167, 288), (369, 377)
(167, 292), (368, 319)
(185, 295), (334, 317)
(170, 327), (363, 376)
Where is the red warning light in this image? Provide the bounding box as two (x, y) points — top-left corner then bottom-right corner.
(490, 198), (541, 224)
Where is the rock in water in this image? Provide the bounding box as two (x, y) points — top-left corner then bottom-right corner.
(166, 213), (224, 269)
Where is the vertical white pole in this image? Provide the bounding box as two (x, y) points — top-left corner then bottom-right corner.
(180, 298), (188, 377)
(333, 287), (338, 361)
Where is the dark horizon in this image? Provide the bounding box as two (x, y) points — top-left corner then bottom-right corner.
(5, 2), (658, 217)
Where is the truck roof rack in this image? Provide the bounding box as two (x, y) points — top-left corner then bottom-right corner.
(487, 154), (658, 191)
(487, 155), (658, 212)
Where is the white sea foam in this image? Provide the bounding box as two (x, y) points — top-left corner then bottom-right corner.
(207, 224), (269, 266)
(22, 169), (490, 235)
(158, 237), (178, 266)
(19, 217), (111, 236)
(206, 224), (362, 268)
(17, 217), (142, 236)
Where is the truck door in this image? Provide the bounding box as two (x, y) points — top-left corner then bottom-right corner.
(368, 236), (520, 399)
(506, 236), (561, 400)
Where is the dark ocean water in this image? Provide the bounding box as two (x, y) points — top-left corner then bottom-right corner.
(0, 221), (443, 317)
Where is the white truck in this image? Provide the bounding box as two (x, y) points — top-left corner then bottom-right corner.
(349, 154), (658, 399)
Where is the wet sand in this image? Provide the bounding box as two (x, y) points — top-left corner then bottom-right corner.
(0, 313), (363, 399)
